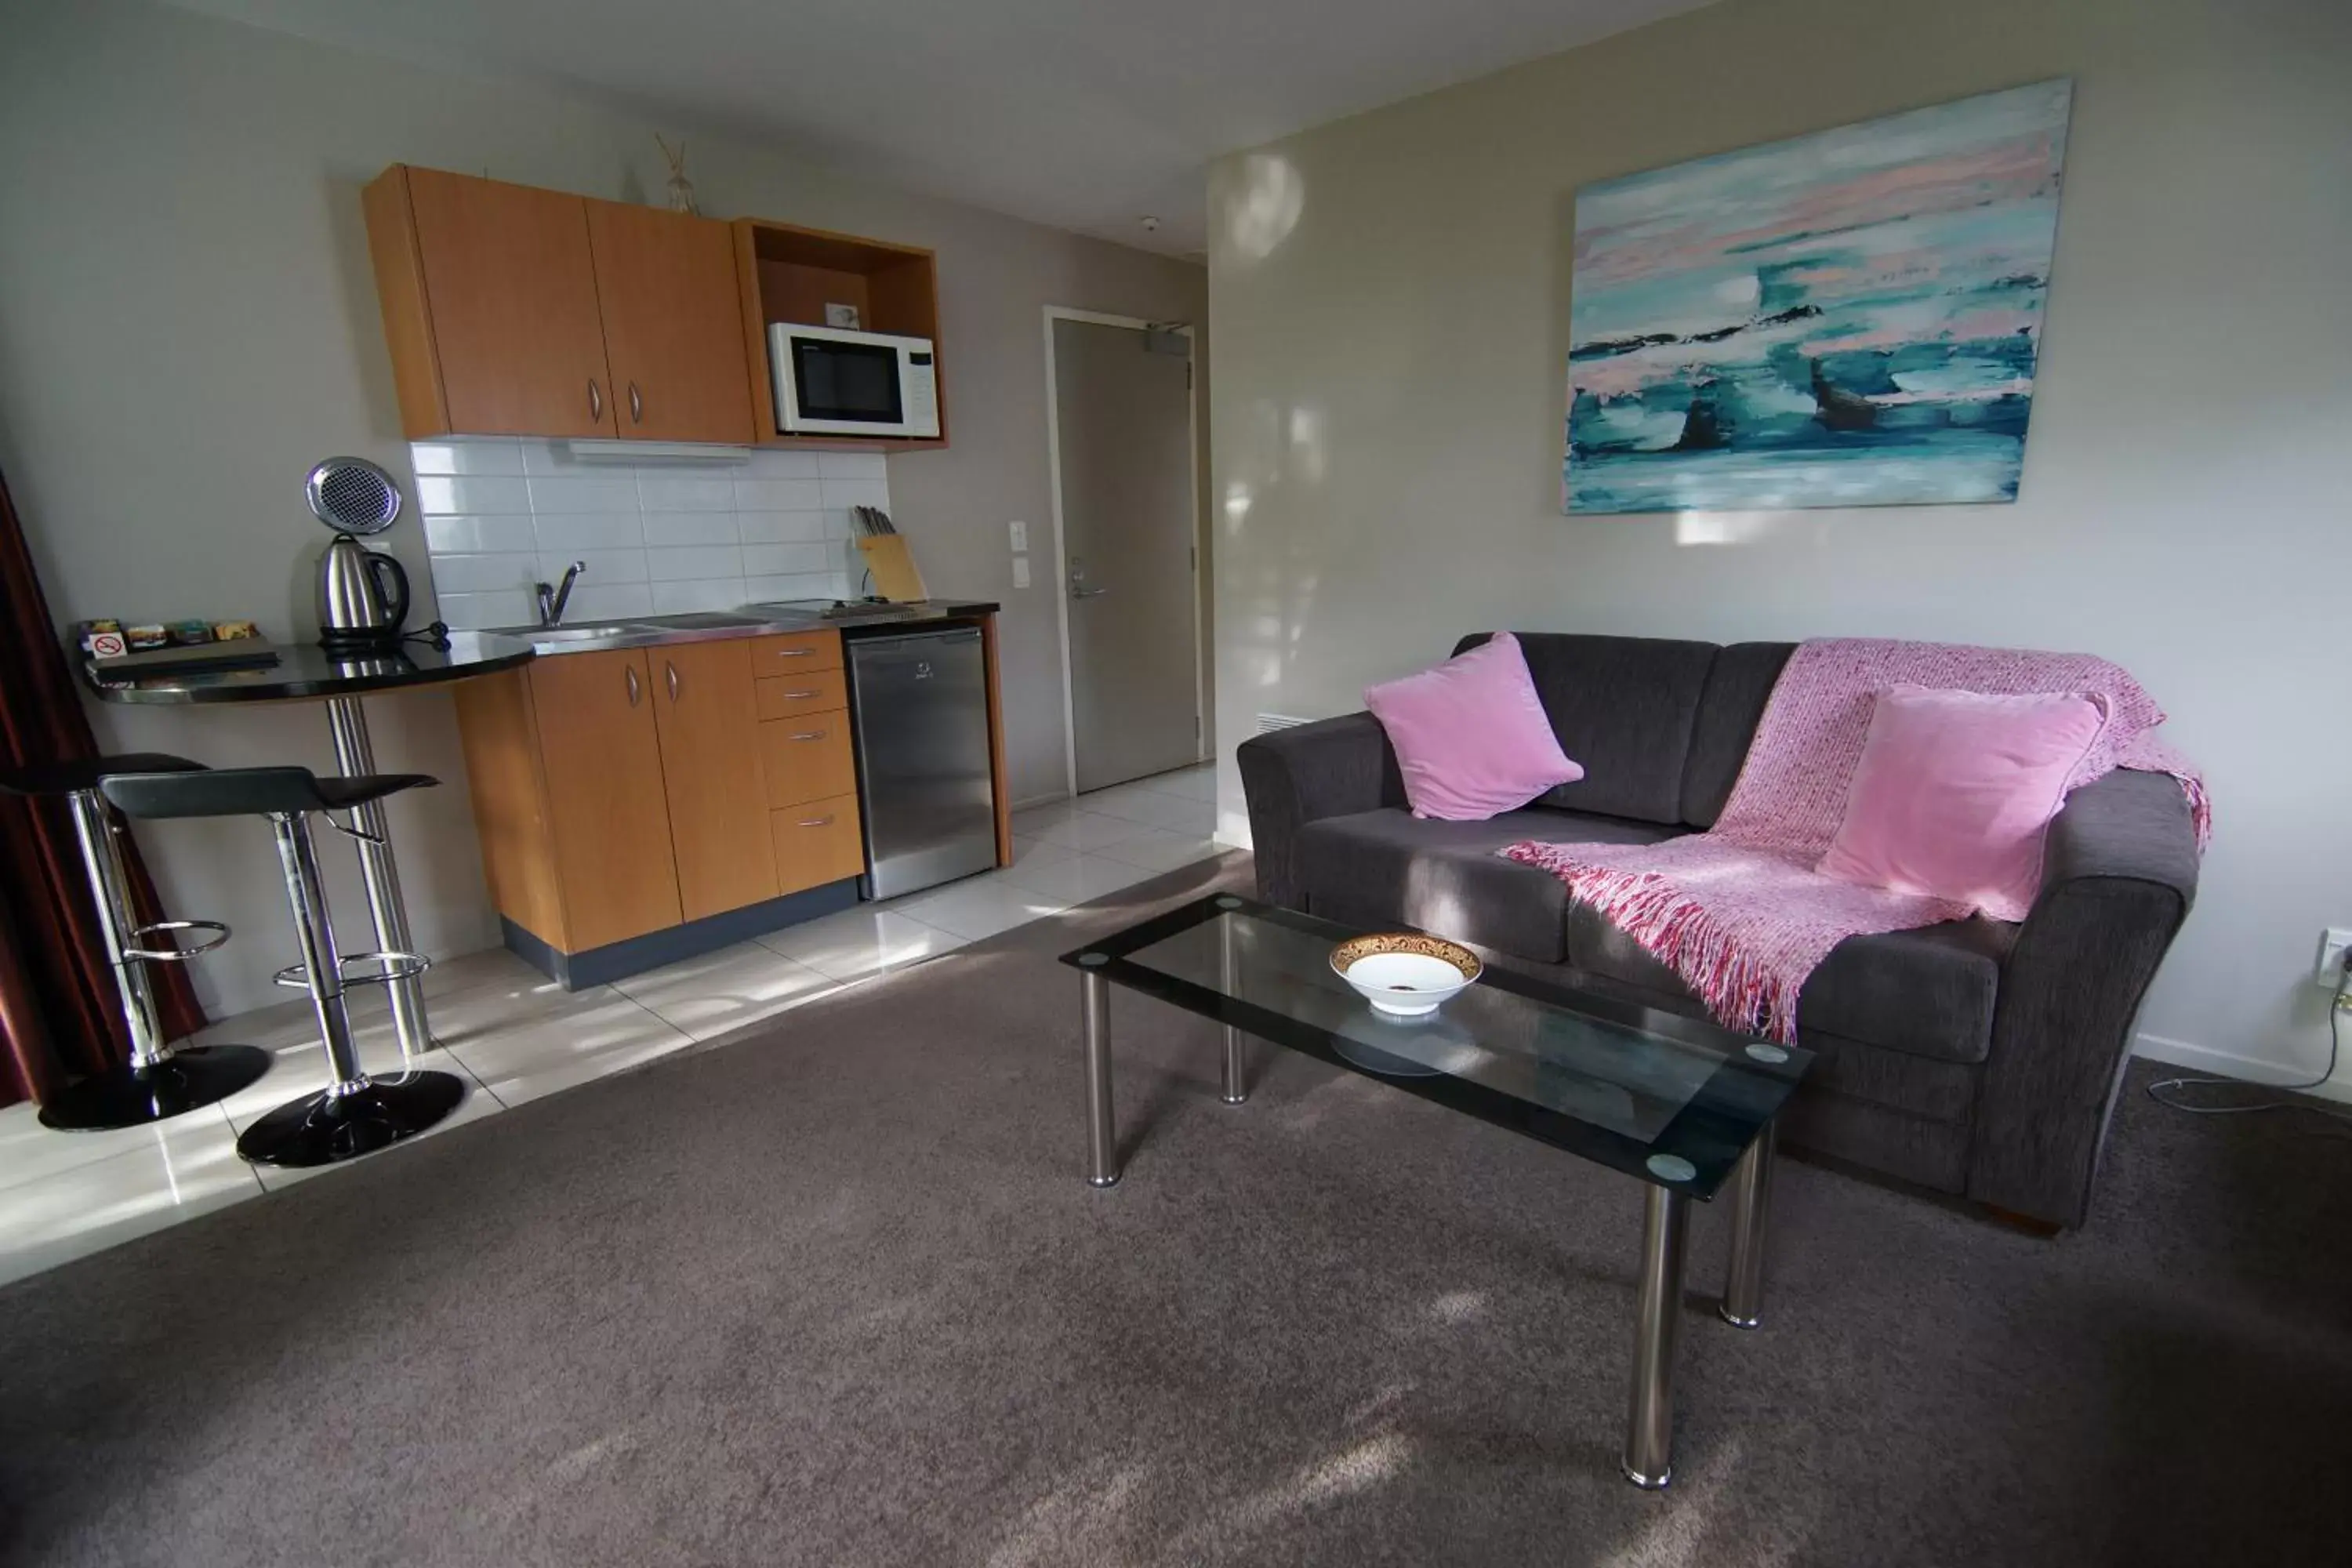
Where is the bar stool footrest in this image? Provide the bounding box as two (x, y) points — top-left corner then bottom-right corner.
(271, 950), (432, 992)
(123, 919), (231, 963)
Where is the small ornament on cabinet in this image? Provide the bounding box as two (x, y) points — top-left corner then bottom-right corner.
(655, 133), (699, 216)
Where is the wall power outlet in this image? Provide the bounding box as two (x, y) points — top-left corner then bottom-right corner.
(2318, 928), (2352, 989)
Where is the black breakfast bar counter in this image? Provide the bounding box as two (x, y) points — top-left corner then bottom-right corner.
(82, 633), (540, 1061)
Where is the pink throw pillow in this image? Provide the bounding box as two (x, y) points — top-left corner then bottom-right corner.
(1817, 684), (2107, 921)
(1363, 633), (1584, 821)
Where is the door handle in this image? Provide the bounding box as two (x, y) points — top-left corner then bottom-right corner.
(1069, 561), (1109, 600)
(588, 378), (604, 423)
(628, 382), (643, 425)
(665, 661), (680, 702)
(1071, 586), (1109, 599)
(624, 664), (641, 706)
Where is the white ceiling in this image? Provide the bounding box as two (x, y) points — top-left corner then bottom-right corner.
(168, 0), (1708, 256)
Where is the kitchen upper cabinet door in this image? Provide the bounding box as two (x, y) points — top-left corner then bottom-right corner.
(585, 201), (757, 444)
(528, 648), (683, 949)
(407, 169), (618, 437)
(649, 638), (782, 920)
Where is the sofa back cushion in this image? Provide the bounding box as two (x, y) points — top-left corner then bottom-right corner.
(1451, 633), (1718, 826)
(1681, 642), (1797, 827)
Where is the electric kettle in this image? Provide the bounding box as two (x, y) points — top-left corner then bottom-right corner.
(306, 456), (412, 653)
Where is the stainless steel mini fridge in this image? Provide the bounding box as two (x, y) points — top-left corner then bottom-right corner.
(847, 626), (997, 899)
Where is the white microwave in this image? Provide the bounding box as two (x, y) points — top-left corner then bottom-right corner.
(768, 323), (941, 439)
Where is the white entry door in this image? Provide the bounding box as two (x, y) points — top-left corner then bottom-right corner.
(1051, 315), (1199, 794)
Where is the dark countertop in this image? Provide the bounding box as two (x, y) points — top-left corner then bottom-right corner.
(81, 602), (1002, 706)
(84, 633), (534, 706)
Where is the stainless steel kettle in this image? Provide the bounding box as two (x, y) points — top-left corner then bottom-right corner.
(305, 456), (411, 652)
(317, 534), (411, 650)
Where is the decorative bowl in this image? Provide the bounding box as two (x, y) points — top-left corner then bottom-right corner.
(1330, 934), (1482, 1017)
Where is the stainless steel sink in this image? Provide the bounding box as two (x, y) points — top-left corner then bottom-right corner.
(531, 624), (638, 642)
(624, 612), (772, 631)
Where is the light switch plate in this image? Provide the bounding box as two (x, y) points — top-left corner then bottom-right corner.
(1008, 520), (1028, 553)
(1011, 556), (1032, 589)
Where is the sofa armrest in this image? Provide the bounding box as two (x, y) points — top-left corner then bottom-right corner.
(1236, 713), (1405, 908)
(1968, 770), (2200, 1226)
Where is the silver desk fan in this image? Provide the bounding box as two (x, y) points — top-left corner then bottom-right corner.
(307, 456), (412, 654)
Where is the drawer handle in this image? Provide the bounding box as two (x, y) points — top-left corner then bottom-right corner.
(788, 729), (829, 742)
(796, 815), (836, 828)
(780, 689), (818, 699)
(773, 648), (815, 659)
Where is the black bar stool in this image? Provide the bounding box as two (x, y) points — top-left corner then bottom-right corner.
(100, 764), (464, 1167)
(0, 753), (270, 1130)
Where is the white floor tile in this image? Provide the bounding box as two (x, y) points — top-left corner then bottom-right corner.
(1088, 826), (1224, 874)
(0, 1096), (236, 1194)
(895, 873), (1073, 941)
(1010, 801), (1081, 838)
(1076, 786), (1214, 835)
(994, 844), (1159, 907)
(1130, 764), (1218, 804)
(1025, 808), (1162, 854)
(441, 989), (694, 1105)
(755, 907), (967, 983)
(611, 943), (840, 1041)
(0, 1109), (260, 1287)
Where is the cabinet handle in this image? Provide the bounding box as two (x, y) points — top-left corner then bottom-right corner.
(588, 378), (604, 422)
(773, 648), (815, 659)
(788, 728), (829, 742)
(780, 689), (818, 699)
(665, 661), (680, 702)
(628, 382), (643, 425)
(624, 664), (641, 706)
(796, 815), (836, 828)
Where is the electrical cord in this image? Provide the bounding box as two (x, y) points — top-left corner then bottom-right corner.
(2147, 964), (2349, 1114)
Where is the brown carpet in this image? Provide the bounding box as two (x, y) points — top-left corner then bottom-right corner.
(2, 851), (2349, 1567)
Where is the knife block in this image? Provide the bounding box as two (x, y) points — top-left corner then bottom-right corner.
(856, 535), (928, 602)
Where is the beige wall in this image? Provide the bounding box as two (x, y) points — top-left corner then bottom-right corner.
(1208, 0), (2351, 1087)
(0, 0), (1204, 1018)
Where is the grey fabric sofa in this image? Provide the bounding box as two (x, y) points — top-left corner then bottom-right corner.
(1237, 633), (2200, 1229)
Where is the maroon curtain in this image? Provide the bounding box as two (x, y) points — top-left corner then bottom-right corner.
(0, 467), (205, 1107)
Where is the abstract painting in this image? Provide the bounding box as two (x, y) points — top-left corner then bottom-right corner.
(1564, 80), (2073, 514)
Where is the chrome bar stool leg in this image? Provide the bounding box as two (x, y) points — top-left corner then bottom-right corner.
(236, 809), (463, 1168)
(33, 782), (268, 1132)
(325, 695), (434, 1062)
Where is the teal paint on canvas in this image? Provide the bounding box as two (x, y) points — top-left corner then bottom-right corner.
(1563, 81), (2073, 514)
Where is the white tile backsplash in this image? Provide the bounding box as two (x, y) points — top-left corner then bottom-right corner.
(414, 440), (868, 629)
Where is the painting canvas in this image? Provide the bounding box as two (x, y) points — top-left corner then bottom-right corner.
(1564, 80), (2073, 514)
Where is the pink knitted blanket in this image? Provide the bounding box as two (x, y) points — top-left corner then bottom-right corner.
(1501, 639), (2209, 1043)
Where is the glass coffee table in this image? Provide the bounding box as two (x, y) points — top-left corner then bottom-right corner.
(1060, 893), (1813, 1490)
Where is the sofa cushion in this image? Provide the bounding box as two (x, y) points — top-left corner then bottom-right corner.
(1452, 633), (1718, 826)
(1567, 906), (2015, 1065)
(1297, 807), (1682, 964)
(1681, 641), (1795, 827)
(1363, 632), (1584, 819)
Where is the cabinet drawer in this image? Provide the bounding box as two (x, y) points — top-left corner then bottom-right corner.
(755, 669), (848, 722)
(760, 715), (856, 807)
(771, 794), (865, 893)
(750, 630), (842, 677)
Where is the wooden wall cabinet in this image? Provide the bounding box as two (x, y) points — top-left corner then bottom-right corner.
(365, 165), (753, 444)
(733, 218), (948, 451)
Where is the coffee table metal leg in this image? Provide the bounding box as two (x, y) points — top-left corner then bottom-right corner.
(1218, 915), (1246, 1105)
(1621, 1183), (1689, 1490)
(1082, 970), (1119, 1187)
(1719, 1120), (1776, 1330)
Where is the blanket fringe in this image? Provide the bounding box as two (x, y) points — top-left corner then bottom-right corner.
(1505, 850), (1802, 1043)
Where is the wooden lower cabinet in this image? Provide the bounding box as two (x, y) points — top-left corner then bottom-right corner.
(771, 793), (865, 890)
(647, 637), (782, 920)
(454, 647), (683, 953)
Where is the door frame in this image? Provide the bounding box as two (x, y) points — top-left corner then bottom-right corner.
(1041, 306), (1204, 800)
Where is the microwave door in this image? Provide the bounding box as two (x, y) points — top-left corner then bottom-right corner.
(793, 337), (903, 427)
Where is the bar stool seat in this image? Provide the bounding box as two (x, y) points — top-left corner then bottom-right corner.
(0, 753), (270, 1131)
(100, 764), (462, 1168)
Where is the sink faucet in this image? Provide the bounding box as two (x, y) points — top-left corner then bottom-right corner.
(535, 561), (586, 627)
